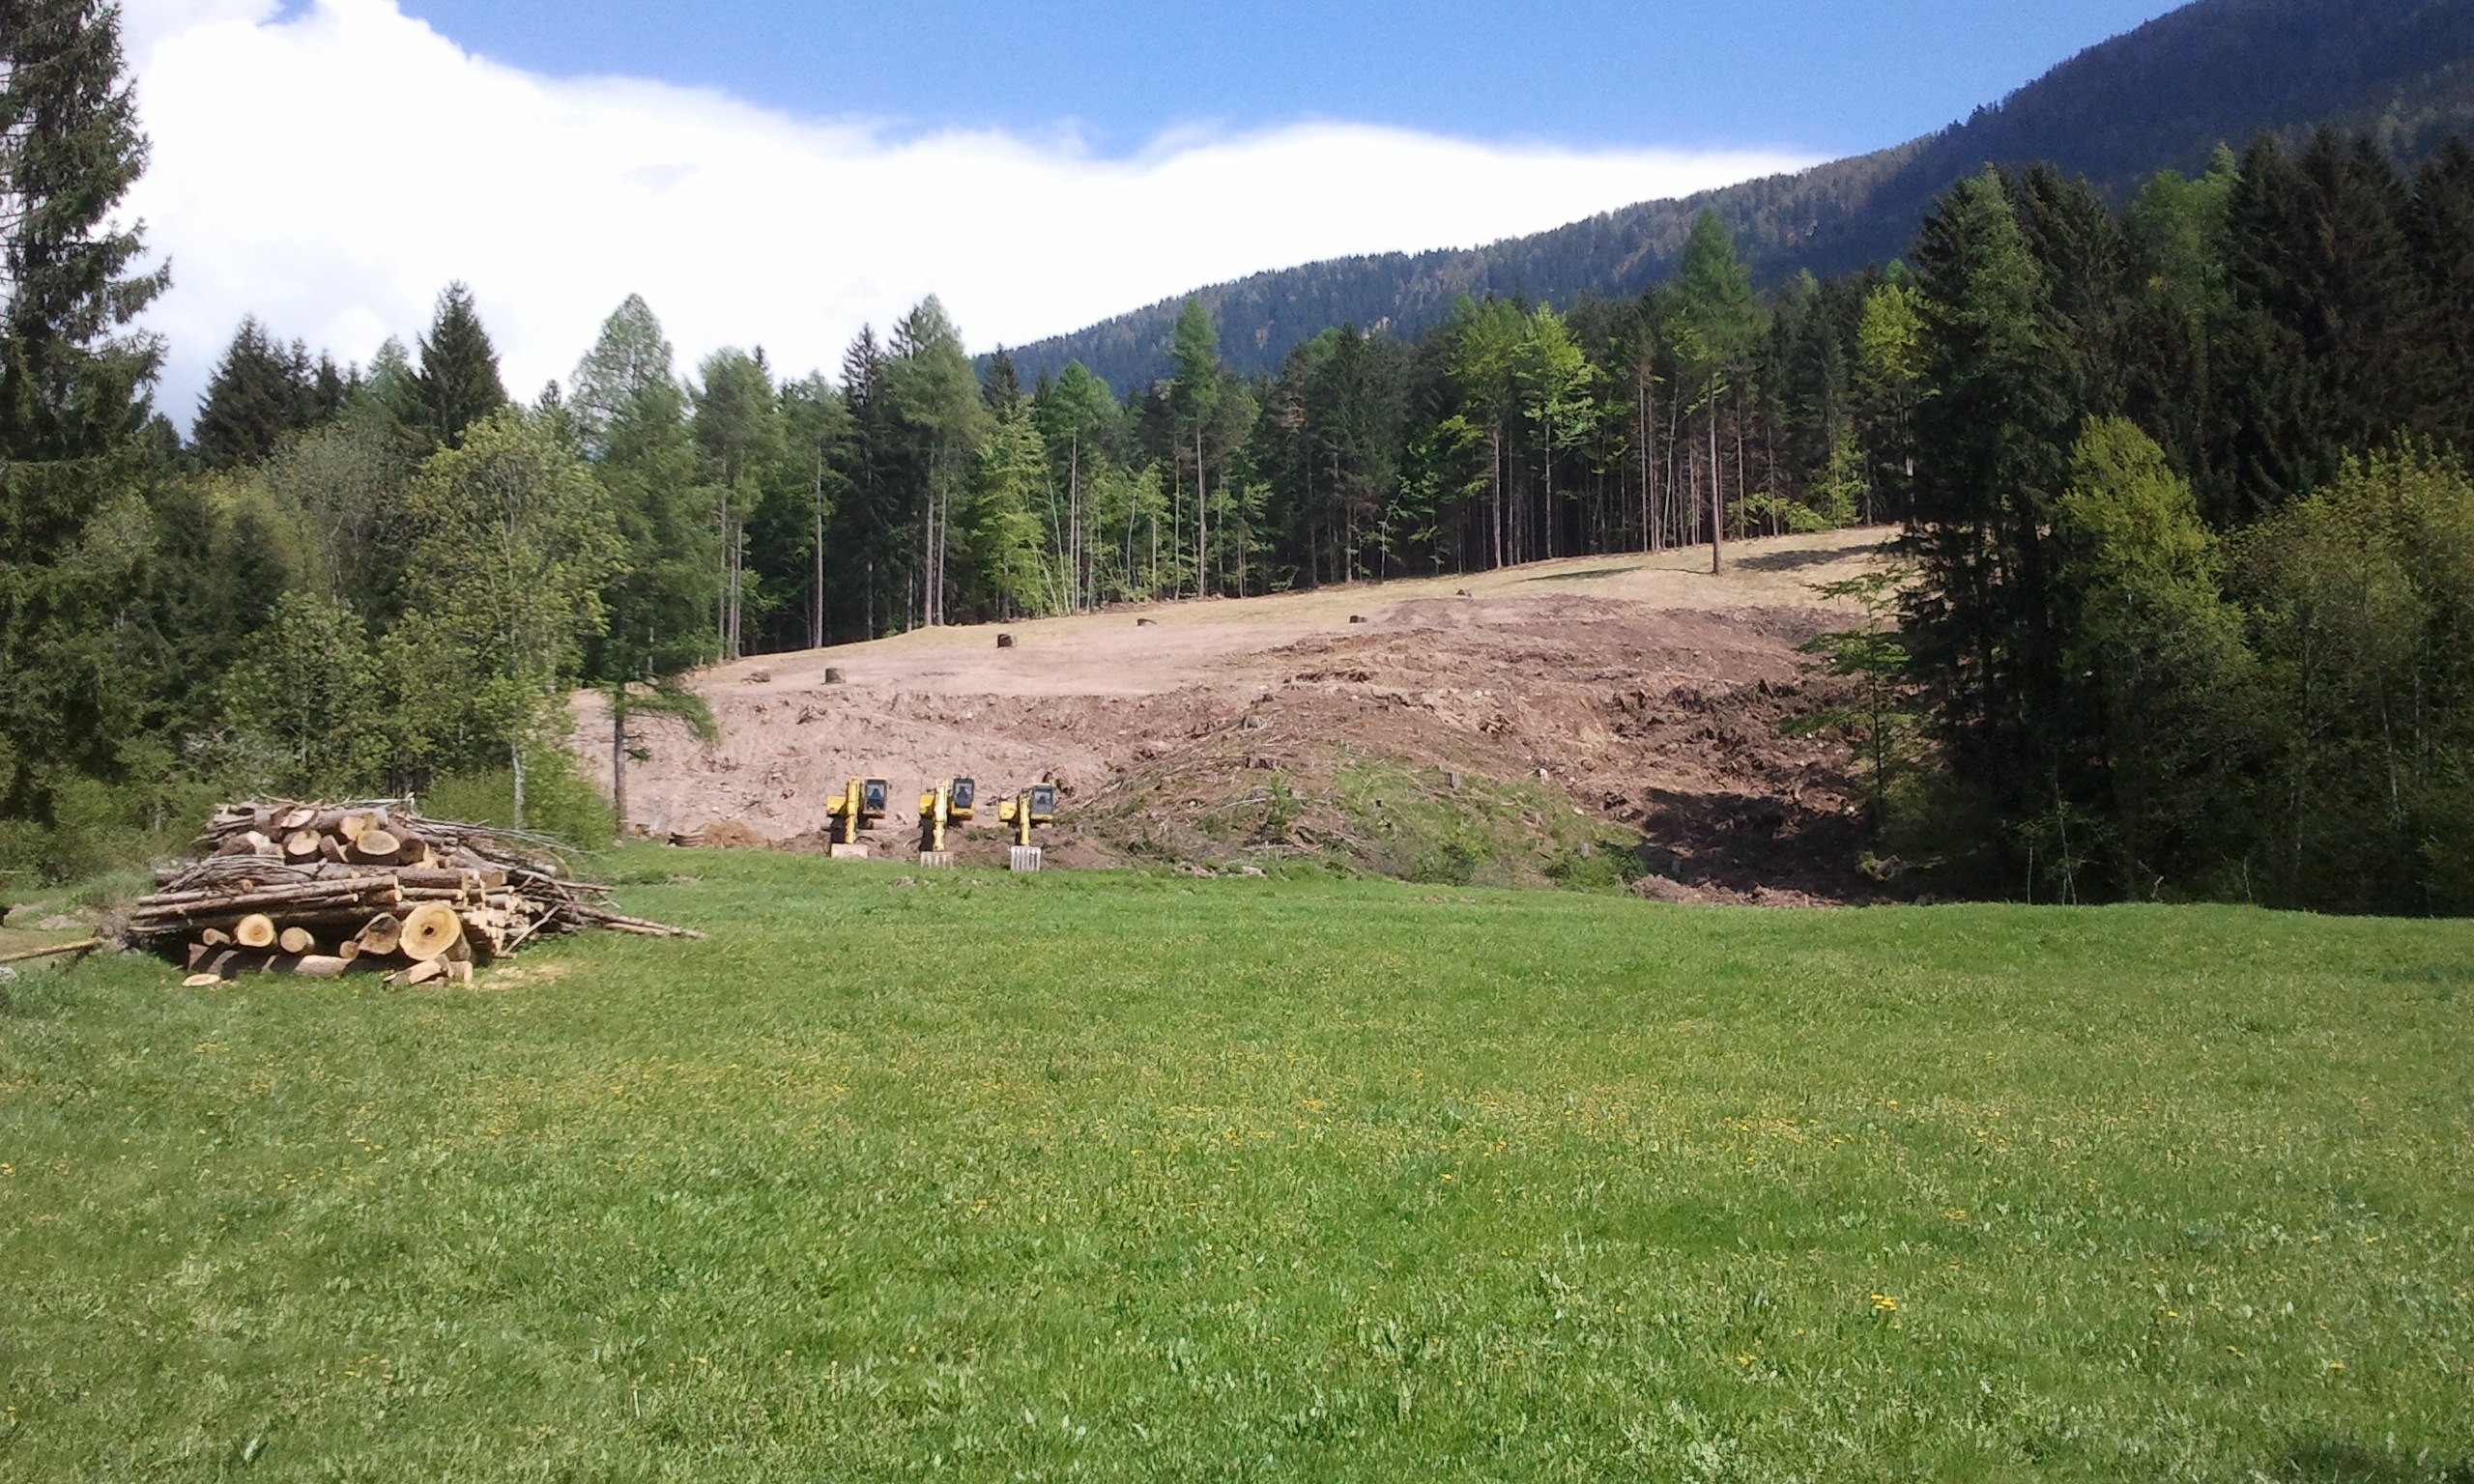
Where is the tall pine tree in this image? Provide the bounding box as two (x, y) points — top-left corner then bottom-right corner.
(0, 0), (171, 827)
(573, 296), (718, 826)
(192, 316), (321, 469)
(1907, 168), (2085, 894)
(413, 281), (508, 449)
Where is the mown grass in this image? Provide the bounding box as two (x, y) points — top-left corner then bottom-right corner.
(4, 848), (2471, 1481)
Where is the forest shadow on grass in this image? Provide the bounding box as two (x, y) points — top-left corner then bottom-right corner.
(1732, 543), (1873, 574)
(1516, 564), (1644, 584)
(2274, 1439), (2474, 1484)
(1632, 785), (1874, 899)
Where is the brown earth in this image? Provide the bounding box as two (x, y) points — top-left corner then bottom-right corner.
(570, 528), (1897, 902)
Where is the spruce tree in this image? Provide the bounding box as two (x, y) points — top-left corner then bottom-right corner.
(831, 327), (897, 638)
(192, 316), (317, 469)
(1667, 213), (1759, 570)
(2407, 139), (2474, 450)
(2011, 164), (2130, 422)
(1907, 168), (2085, 893)
(412, 281), (508, 449)
(2218, 131), (2420, 518)
(0, 0), (165, 466)
(0, 0), (170, 826)
(981, 348), (1024, 417)
(572, 296), (717, 825)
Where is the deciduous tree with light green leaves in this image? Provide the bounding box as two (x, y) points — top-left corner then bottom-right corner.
(399, 410), (619, 825)
(1035, 361), (1123, 611)
(1443, 295), (1525, 568)
(967, 400), (1058, 618)
(2237, 444), (2474, 913)
(1168, 298), (1224, 596)
(691, 346), (785, 659)
(2054, 417), (2254, 898)
(1855, 274), (1924, 521)
(216, 591), (386, 796)
(1515, 306), (1599, 560)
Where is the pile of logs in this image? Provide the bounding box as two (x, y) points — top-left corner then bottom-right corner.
(129, 800), (699, 986)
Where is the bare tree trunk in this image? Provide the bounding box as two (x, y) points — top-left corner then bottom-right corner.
(1710, 399), (1724, 576)
(923, 448), (940, 627)
(810, 453), (825, 649)
(510, 741), (527, 830)
(1195, 425), (1208, 598)
(717, 488), (731, 656)
(610, 691), (628, 830)
(1734, 384), (1748, 542)
(1490, 425), (1505, 570)
(1638, 380), (1653, 553)
(1541, 414), (1556, 562)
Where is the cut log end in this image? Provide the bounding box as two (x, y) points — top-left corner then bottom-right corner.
(359, 912), (402, 956)
(234, 914), (277, 950)
(398, 901), (463, 963)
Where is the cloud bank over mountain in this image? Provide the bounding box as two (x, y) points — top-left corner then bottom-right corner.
(117, 0), (1817, 418)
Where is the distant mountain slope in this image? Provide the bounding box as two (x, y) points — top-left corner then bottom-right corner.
(1004, 0), (2474, 393)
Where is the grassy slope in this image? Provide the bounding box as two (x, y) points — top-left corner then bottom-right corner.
(4, 849), (2471, 1481)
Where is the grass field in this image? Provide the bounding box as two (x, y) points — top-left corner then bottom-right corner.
(4, 849), (2472, 1481)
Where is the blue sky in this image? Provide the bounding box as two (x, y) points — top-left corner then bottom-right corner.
(393, 0), (2189, 157)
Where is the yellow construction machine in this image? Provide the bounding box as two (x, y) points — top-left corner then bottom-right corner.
(916, 778), (975, 865)
(822, 777), (889, 857)
(996, 783), (1058, 871)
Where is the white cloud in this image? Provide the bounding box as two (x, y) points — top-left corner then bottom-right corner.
(119, 0), (1820, 422)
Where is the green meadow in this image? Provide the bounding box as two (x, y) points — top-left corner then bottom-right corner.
(4, 849), (2471, 1480)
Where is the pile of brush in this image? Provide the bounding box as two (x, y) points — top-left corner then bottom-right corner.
(129, 800), (699, 986)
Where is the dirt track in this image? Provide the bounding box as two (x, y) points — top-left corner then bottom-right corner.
(571, 528), (1895, 899)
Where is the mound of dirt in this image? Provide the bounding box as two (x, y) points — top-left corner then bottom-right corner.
(667, 818), (772, 850)
(572, 528), (1897, 903)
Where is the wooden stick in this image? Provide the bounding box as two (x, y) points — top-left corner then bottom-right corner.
(0, 937), (104, 965)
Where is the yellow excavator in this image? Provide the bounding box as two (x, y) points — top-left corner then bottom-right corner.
(916, 778), (976, 865)
(996, 784), (1057, 870)
(822, 777), (889, 857)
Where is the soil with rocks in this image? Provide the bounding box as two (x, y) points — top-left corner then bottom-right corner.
(572, 528), (1897, 904)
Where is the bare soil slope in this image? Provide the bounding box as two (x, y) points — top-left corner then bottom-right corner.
(572, 528), (1893, 899)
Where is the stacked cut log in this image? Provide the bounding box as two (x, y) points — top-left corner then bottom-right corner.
(129, 800), (700, 986)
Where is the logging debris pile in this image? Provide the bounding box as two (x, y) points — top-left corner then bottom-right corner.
(129, 801), (700, 987)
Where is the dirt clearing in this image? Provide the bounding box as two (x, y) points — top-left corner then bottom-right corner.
(572, 528), (1895, 901)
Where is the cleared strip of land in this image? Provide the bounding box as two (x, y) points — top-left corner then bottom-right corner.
(4, 848), (2469, 1479)
(581, 528), (1891, 899)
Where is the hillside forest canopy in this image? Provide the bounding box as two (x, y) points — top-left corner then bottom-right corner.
(4, 2), (2472, 913)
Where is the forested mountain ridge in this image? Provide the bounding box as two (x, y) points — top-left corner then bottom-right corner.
(1006, 0), (2474, 392)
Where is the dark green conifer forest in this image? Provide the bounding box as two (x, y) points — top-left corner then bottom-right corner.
(4, 0), (2472, 912)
